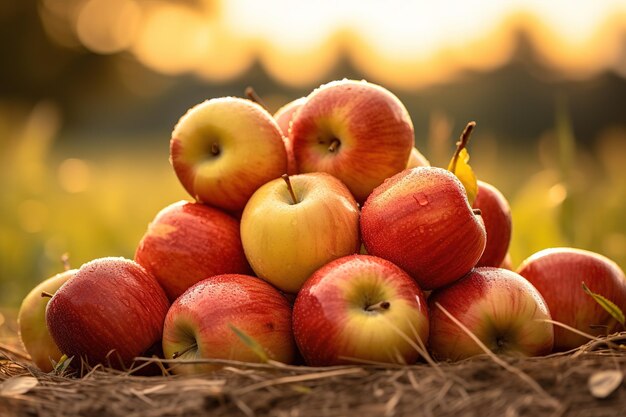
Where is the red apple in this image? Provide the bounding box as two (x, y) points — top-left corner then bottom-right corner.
(473, 181), (512, 267)
(290, 79), (414, 202)
(18, 269), (76, 372)
(361, 166), (486, 290)
(135, 200), (251, 301)
(428, 267), (554, 361)
(241, 172), (360, 293)
(274, 97), (305, 175)
(517, 247), (626, 351)
(170, 97), (288, 212)
(293, 255), (429, 366)
(46, 257), (170, 369)
(162, 274), (295, 374)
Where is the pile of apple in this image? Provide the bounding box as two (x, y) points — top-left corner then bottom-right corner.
(17, 80), (626, 375)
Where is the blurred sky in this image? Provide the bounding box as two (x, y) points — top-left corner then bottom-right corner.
(1, 0), (626, 145)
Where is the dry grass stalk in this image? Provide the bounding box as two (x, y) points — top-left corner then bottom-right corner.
(0, 332), (624, 417)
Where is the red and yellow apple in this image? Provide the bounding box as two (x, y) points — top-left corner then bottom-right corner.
(46, 257), (170, 369)
(428, 267), (554, 360)
(135, 200), (251, 301)
(293, 255), (429, 366)
(170, 97), (287, 212)
(517, 247), (626, 351)
(241, 172), (360, 293)
(473, 181), (512, 267)
(18, 269), (76, 372)
(162, 274), (295, 374)
(289, 79), (414, 202)
(406, 147), (430, 169)
(361, 166), (486, 290)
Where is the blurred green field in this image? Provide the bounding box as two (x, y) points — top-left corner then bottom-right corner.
(1, 101), (625, 309)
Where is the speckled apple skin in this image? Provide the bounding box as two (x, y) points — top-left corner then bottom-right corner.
(292, 255), (429, 366)
(162, 274), (295, 374)
(473, 181), (512, 267)
(170, 97), (287, 212)
(517, 248), (626, 351)
(361, 167), (486, 290)
(290, 79), (413, 203)
(428, 267), (554, 361)
(135, 200), (252, 301)
(46, 257), (170, 369)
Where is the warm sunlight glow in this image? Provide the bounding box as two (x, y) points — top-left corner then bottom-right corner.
(39, 0), (626, 88)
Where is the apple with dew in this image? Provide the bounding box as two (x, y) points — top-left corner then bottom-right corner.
(135, 200), (251, 301)
(46, 257), (170, 369)
(18, 269), (76, 372)
(473, 180), (512, 267)
(428, 267), (554, 361)
(517, 247), (626, 351)
(241, 172), (360, 294)
(162, 274), (295, 374)
(361, 166), (486, 290)
(170, 97), (288, 212)
(274, 97), (305, 175)
(289, 79), (414, 202)
(406, 147), (430, 169)
(292, 254), (429, 366)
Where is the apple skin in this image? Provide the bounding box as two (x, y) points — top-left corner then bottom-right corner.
(289, 79), (414, 202)
(17, 269), (76, 372)
(473, 181), (512, 267)
(135, 200), (252, 301)
(517, 247), (626, 351)
(274, 97), (306, 175)
(361, 166), (486, 290)
(406, 147), (430, 169)
(428, 267), (554, 361)
(170, 97), (288, 212)
(162, 274), (296, 374)
(46, 257), (170, 369)
(241, 172), (360, 293)
(292, 254), (429, 366)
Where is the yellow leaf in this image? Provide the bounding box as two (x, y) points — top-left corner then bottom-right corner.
(229, 324), (269, 362)
(589, 370), (623, 399)
(582, 282), (626, 326)
(448, 148), (478, 205)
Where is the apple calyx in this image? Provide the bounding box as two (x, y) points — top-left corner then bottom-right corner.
(449, 121), (476, 174)
(41, 291), (53, 298)
(245, 86), (269, 111)
(365, 300), (391, 312)
(210, 142), (220, 157)
(281, 174), (299, 205)
(473, 208), (482, 216)
(328, 138), (341, 153)
(172, 342), (198, 359)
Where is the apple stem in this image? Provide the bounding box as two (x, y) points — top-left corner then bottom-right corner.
(449, 121), (476, 174)
(472, 208), (482, 216)
(245, 86), (269, 112)
(366, 300), (391, 312)
(61, 253), (71, 271)
(328, 139), (341, 153)
(281, 174), (299, 205)
(172, 342), (197, 359)
(41, 291), (53, 298)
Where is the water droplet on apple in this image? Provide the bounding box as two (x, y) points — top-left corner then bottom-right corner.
(414, 193), (429, 206)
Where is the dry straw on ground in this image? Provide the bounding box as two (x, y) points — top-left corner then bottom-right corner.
(1, 333), (625, 417)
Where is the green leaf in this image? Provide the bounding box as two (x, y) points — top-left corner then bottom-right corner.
(582, 282), (625, 326)
(229, 324), (269, 362)
(448, 148), (478, 205)
(51, 354), (73, 375)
